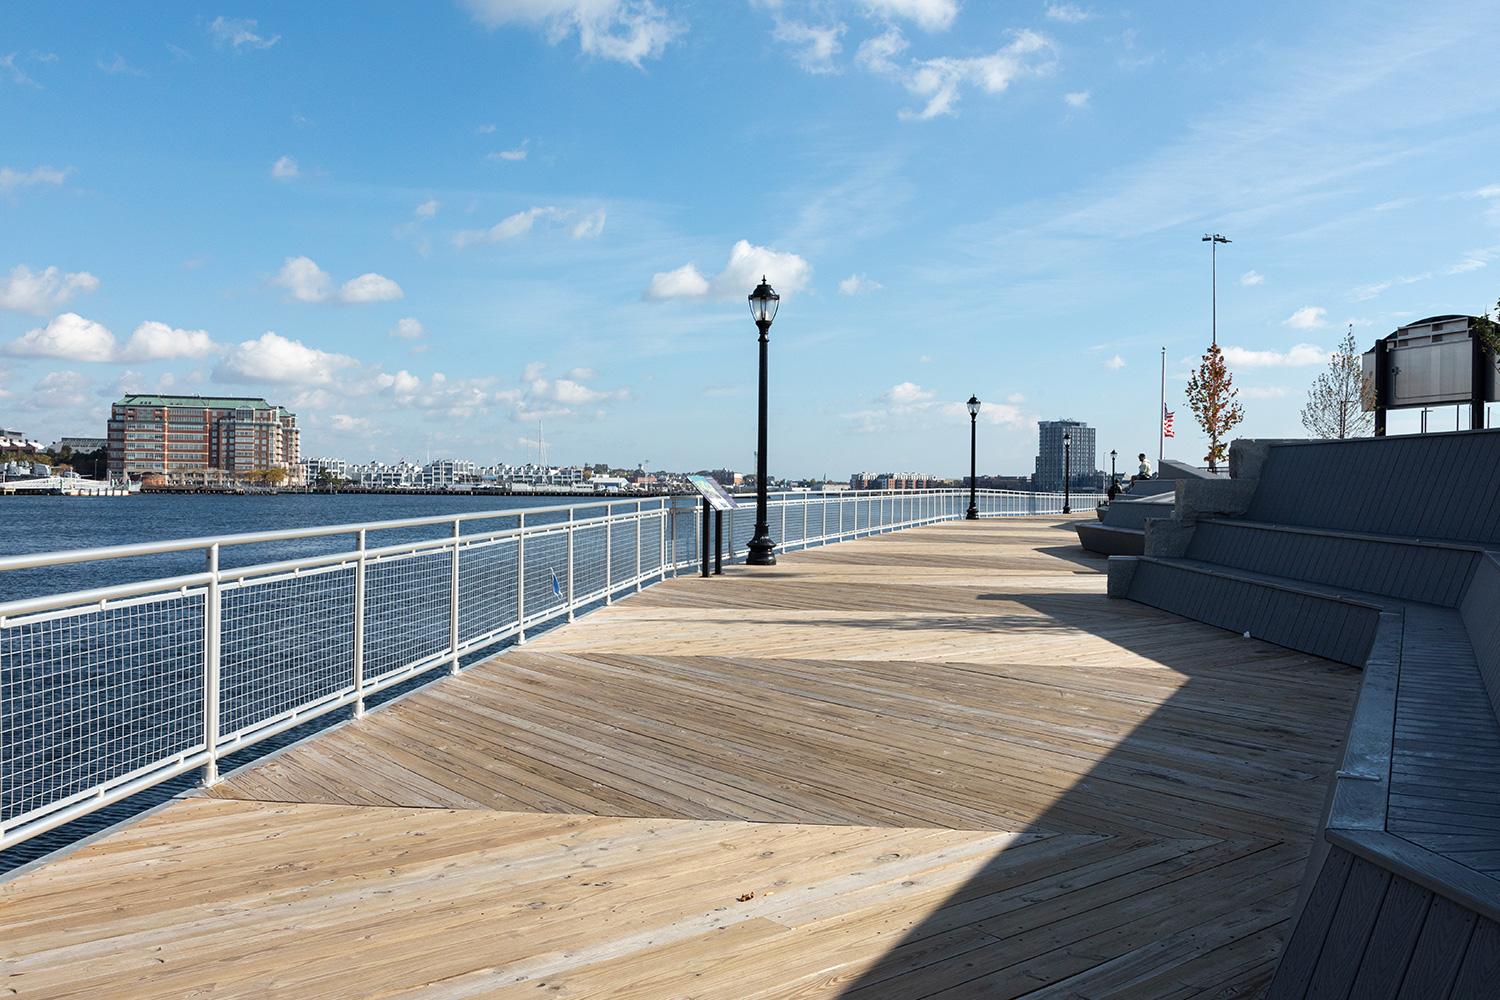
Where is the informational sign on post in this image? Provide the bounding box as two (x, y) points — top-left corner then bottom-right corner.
(687, 475), (738, 511)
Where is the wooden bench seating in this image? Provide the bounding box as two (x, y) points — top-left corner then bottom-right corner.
(1101, 432), (1500, 996)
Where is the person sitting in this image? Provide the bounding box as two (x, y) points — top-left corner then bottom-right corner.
(1129, 453), (1153, 485)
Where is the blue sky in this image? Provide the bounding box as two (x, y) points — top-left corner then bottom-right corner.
(3, 1), (1499, 477)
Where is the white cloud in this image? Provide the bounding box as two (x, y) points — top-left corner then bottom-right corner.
(1284, 305), (1328, 329)
(839, 273), (882, 294)
(461, 0), (684, 68)
(844, 381), (1032, 434)
(1006, 393), (1026, 404)
(390, 317), (425, 340)
(1104, 354), (1125, 369)
(1, 52), (42, 88)
(339, 272), (404, 303)
(489, 146), (528, 162)
(3, 314), (219, 363)
(271, 155), (299, 180)
(1045, 3), (1089, 22)
(454, 206), (563, 248)
(858, 27), (1055, 119)
(884, 381), (933, 404)
(1472, 184), (1500, 198)
(98, 54), (145, 76)
(1349, 281), (1391, 301)
(209, 16), (279, 50)
(414, 199), (440, 218)
(1222, 343), (1329, 368)
(1447, 247), (1500, 275)
(1239, 270), (1264, 285)
(645, 264), (710, 299)
(272, 256), (401, 303)
(329, 413), (378, 434)
(117, 322), (218, 362)
(774, 19), (846, 74)
(0, 165), (67, 194)
(273, 256), (332, 302)
(476, 124), (496, 134)
(32, 370), (95, 409)
(1240, 385), (1290, 399)
(644, 240), (812, 301)
(4, 313), (116, 361)
(861, 0), (958, 32)
(0, 264), (100, 315)
(1063, 90), (1089, 108)
(573, 208), (607, 239)
(566, 367), (598, 379)
(215, 331), (359, 385)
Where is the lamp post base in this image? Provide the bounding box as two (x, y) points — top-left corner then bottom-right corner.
(746, 530), (777, 566)
(964, 506), (978, 520)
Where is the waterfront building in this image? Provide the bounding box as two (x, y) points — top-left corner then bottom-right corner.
(54, 436), (108, 453)
(849, 472), (939, 490)
(1034, 419), (1099, 493)
(1, 428), (43, 453)
(107, 394), (301, 484)
(300, 457), (348, 483)
(422, 459), (479, 489)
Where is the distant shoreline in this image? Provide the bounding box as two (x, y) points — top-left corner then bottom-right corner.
(139, 485), (695, 499)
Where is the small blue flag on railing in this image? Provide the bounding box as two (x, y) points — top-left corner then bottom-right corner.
(551, 568), (562, 599)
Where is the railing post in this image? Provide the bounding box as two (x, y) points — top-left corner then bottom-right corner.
(803, 493), (809, 546)
(659, 502), (667, 580)
(353, 528), (366, 717)
(202, 543), (221, 786)
(567, 508), (576, 622)
(780, 496), (787, 547)
(635, 500), (643, 593)
(516, 512), (526, 643)
(605, 504), (613, 605)
(670, 498), (678, 577)
(449, 519), (461, 674)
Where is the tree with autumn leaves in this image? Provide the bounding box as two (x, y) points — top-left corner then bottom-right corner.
(1184, 343), (1243, 473)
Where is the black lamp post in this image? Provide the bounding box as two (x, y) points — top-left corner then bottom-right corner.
(746, 277), (779, 566)
(1062, 431), (1072, 514)
(965, 395), (980, 520)
(1110, 449), (1117, 491)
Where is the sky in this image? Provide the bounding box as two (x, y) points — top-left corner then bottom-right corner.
(3, 1), (1500, 478)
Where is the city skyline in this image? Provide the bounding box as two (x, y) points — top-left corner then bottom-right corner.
(3, 3), (1499, 477)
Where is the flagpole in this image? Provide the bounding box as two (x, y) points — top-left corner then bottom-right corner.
(1159, 347), (1166, 464)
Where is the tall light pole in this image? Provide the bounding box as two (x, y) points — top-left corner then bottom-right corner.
(1062, 431), (1072, 514)
(746, 277), (779, 566)
(1110, 448), (1117, 492)
(1202, 233), (1230, 347)
(965, 396), (980, 520)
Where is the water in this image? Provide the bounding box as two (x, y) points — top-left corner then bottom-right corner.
(0, 492), (659, 604)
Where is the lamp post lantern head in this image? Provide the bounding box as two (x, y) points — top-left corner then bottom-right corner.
(1110, 449), (1117, 459)
(967, 395), (981, 418)
(748, 277), (779, 326)
(1202, 233), (1231, 245)
(1063, 432), (1071, 445)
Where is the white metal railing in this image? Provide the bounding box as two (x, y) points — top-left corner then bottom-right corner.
(0, 488), (1099, 852)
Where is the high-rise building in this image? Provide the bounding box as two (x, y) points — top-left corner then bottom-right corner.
(1034, 419), (1098, 493)
(107, 394), (301, 484)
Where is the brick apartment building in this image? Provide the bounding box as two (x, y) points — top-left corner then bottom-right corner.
(107, 394), (301, 484)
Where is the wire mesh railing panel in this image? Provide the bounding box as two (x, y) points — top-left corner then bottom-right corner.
(219, 566), (355, 736)
(783, 501), (805, 547)
(639, 513), (663, 578)
(365, 548), (451, 681)
(572, 523), (608, 598)
(668, 504), (699, 568)
(1, 594), (205, 825)
(458, 537), (519, 644)
(608, 515), (638, 590)
(522, 530), (569, 621)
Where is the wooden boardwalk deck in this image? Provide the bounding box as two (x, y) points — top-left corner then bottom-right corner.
(0, 517), (1360, 999)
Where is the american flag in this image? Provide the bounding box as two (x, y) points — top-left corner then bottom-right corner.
(1162, 405), (1176, 438)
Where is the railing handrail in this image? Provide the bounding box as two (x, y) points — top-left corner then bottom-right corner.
(0, 488), (1090, 573)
